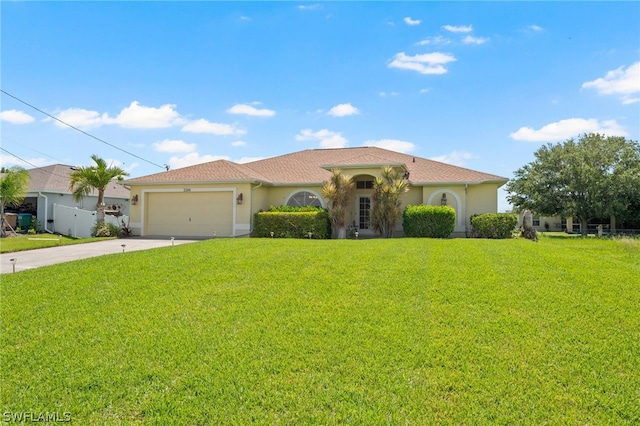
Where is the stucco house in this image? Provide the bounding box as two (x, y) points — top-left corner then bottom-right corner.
(124, 147), (507, 238)
(13, 164), (130, 233)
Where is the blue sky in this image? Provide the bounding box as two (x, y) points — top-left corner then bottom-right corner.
(1, 1), (638, 211)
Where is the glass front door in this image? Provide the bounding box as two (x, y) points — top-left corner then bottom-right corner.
(358, 196), (371, 230)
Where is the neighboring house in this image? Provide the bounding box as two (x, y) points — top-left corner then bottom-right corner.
(11, 164), (130, 233)
(124, 147), (508, 238)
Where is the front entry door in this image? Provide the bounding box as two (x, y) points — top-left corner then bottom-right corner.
(358, 196), (371, 230)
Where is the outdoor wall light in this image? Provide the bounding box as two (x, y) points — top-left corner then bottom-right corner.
(236, 193), (243, 204)
(441, 193), (447, 206)
(131, 195), (139, 205)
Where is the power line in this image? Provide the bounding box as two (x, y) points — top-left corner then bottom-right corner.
(0, 89), (166, 170)
(0, 135), (66, 164)
(1, 147), (46, 170)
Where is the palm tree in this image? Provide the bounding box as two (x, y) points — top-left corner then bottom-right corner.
(0, 166), (30, 236)
(371, 165), (409, 238)
(321, 169), (354, 239)
(69, 155), (128, 224)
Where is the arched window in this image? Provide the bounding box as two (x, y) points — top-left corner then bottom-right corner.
(286, 191), (323, 208)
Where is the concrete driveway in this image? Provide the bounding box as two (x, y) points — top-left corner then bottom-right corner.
(0, 237), (201, 274)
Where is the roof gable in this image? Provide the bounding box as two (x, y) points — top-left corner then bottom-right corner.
(124, 159), (270, 184)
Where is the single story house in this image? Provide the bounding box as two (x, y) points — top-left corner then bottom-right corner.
(12, 164), (130, 233)
(124, 147), (508, 238)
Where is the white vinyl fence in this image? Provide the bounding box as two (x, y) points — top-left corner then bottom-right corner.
(52, 204), (128, 238)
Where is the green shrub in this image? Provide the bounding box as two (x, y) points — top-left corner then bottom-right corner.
(253, 207), (330, 239)
(403, 205), (456, 238)
(471, 213), (518, 239)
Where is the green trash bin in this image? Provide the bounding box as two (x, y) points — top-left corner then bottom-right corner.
(17, 213), (32, 229)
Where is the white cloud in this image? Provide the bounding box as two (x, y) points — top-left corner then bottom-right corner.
(113, 101), (182, 128)
(52, 101), (183, 130)
(462, 35), (489, 45)
(327, 103), (360, 117)
(167, 153), (230, 170)
(0, 154), (49, 168)
(443, 24), (473, 33)
(404, 17), (421, 26)
(509, 118), (628, 142)
(296, 128), (348, 148)
(231, 140), (247, 147)
(388, 52), (456, 75)
(0, 109), (35, 125)
(53, 108), (110, 130)
(363, 139), (415, 153)
(182, 119), (246, 136)
(430, 150), (476, 167)
(379, 91), (399, 97)
(417, 36), (451, 46)
(582, 62), (640, 104)
(298, 4), (321, 10)
(420, 89), (430, 94)
(153, 139), (197, 153)
(227, 103), (276, 117)
(527, 24), (543, 32)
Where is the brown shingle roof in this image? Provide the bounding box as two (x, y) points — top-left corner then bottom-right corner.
(26, 164), (129, 198)
(125, 159), (270, 184)
(125, 147), (507, 186)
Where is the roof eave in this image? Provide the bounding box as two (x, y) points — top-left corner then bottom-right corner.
(123, 178), (269, 186)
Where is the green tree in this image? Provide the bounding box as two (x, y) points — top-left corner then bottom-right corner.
(69, 155), (129, 224)
(371, 165), (409, 238)
(321, 169), (354, 239)
(506, 133), (640, 236)
(0, 166), (29, 236)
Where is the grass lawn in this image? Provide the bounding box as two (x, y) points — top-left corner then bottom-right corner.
(0, 234), (115, 254)
(1, 237), (639, 424)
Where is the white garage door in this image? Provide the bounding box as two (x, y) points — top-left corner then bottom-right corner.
(146, 191), (234, 237)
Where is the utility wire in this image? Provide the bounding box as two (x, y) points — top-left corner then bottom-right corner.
(1, 89), (166, 170)
(1, 135), (66, 164)
(0, 146), (74, 180)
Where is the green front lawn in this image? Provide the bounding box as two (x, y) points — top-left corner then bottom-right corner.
(1, 237), (639, 424)
(0, 234), (115, 253)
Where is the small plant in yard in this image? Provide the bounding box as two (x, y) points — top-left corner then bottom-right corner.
(92, 222), (121, 237)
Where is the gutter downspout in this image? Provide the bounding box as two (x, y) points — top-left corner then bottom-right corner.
(38, 192), (54, 234)
(464, 184), (468, 238)
(249, 182), (263, 236)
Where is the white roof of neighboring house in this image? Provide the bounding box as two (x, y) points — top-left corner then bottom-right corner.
(125, 147), (507, 186)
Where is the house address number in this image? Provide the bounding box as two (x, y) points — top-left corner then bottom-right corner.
(183, 188), (191, 192)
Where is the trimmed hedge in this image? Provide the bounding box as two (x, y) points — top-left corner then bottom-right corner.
(253, 207), (330, 239)
(403, 205), (456, 238)
(470, 213), (518, 239)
